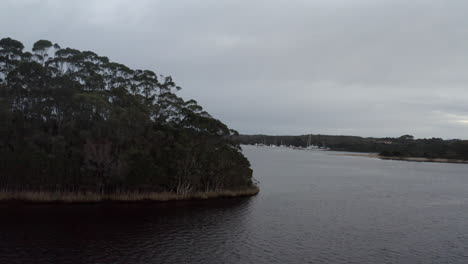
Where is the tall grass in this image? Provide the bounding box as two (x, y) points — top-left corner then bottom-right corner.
(0, 186), (260, 203)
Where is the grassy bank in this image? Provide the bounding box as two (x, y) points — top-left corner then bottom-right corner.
(0, 186), (259, 203)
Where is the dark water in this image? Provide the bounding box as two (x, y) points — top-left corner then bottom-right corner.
(2, 145), (468, 264)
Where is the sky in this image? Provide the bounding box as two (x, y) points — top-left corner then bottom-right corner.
(2, 0), (468, 139)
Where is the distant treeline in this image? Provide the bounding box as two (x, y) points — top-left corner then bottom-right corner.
(234, 134), (468, 160)
(0, 38), (256, 196)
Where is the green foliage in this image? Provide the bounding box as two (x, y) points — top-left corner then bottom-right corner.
(32, 40), (53, 52)
(0, 37), (254, 194)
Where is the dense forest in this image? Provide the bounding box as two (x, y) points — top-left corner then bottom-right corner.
(0, 38), (257, 199)
(235, 134), (468, 160)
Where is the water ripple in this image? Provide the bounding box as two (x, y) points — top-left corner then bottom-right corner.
(1, 146), (468, 263)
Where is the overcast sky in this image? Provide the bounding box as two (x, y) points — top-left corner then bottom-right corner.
(2, 0), (468, 139)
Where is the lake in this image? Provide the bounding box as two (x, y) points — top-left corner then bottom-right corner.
(1, 145), (468, 264)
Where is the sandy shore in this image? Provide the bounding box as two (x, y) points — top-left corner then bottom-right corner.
(0, 187), (260, 203)
(334, 153), (468, 164)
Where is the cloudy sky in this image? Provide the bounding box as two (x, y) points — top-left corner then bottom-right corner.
(2, 0), (468, 139)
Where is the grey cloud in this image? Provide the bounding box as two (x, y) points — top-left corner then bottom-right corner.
(1, 0), (468, 138)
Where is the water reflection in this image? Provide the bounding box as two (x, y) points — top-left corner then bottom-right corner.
(0, 198), (255, 264)
(2, 146), (468, 264)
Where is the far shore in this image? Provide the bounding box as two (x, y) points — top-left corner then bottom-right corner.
(0, 187), (260, 203)
(334, 153), (468, 164)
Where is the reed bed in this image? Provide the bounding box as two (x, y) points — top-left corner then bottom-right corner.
(0, 186), (259, 203)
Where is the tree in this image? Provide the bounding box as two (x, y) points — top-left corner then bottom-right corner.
(0, 37), (256, 195)
(399, 135), (414, 141)
(32, 39), (53, 65)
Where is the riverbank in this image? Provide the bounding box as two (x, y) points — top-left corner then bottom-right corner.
(0, 187), (260, 203)
(335, 153), (468, 164)
(379, 156), (468, 164)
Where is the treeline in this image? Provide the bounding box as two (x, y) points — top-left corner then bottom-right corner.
(234, 134), (468, 160)
(0, 38), (255, 195)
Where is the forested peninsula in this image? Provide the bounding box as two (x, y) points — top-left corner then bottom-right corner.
(0, 38), (258, 202)
(235, 134), (468, 162)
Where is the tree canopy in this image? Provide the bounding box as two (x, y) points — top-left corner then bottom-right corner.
(0, 38), (255, 195)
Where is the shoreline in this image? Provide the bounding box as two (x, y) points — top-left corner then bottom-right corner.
(334, 153), (468, 164)
(379, 156), (468, 164)
(0, 186), (260, 203)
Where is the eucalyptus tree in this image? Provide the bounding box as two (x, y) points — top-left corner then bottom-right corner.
(32, 40), (55, 65)
(0, 37), (24, 81)
(0, 37), (255, 194)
